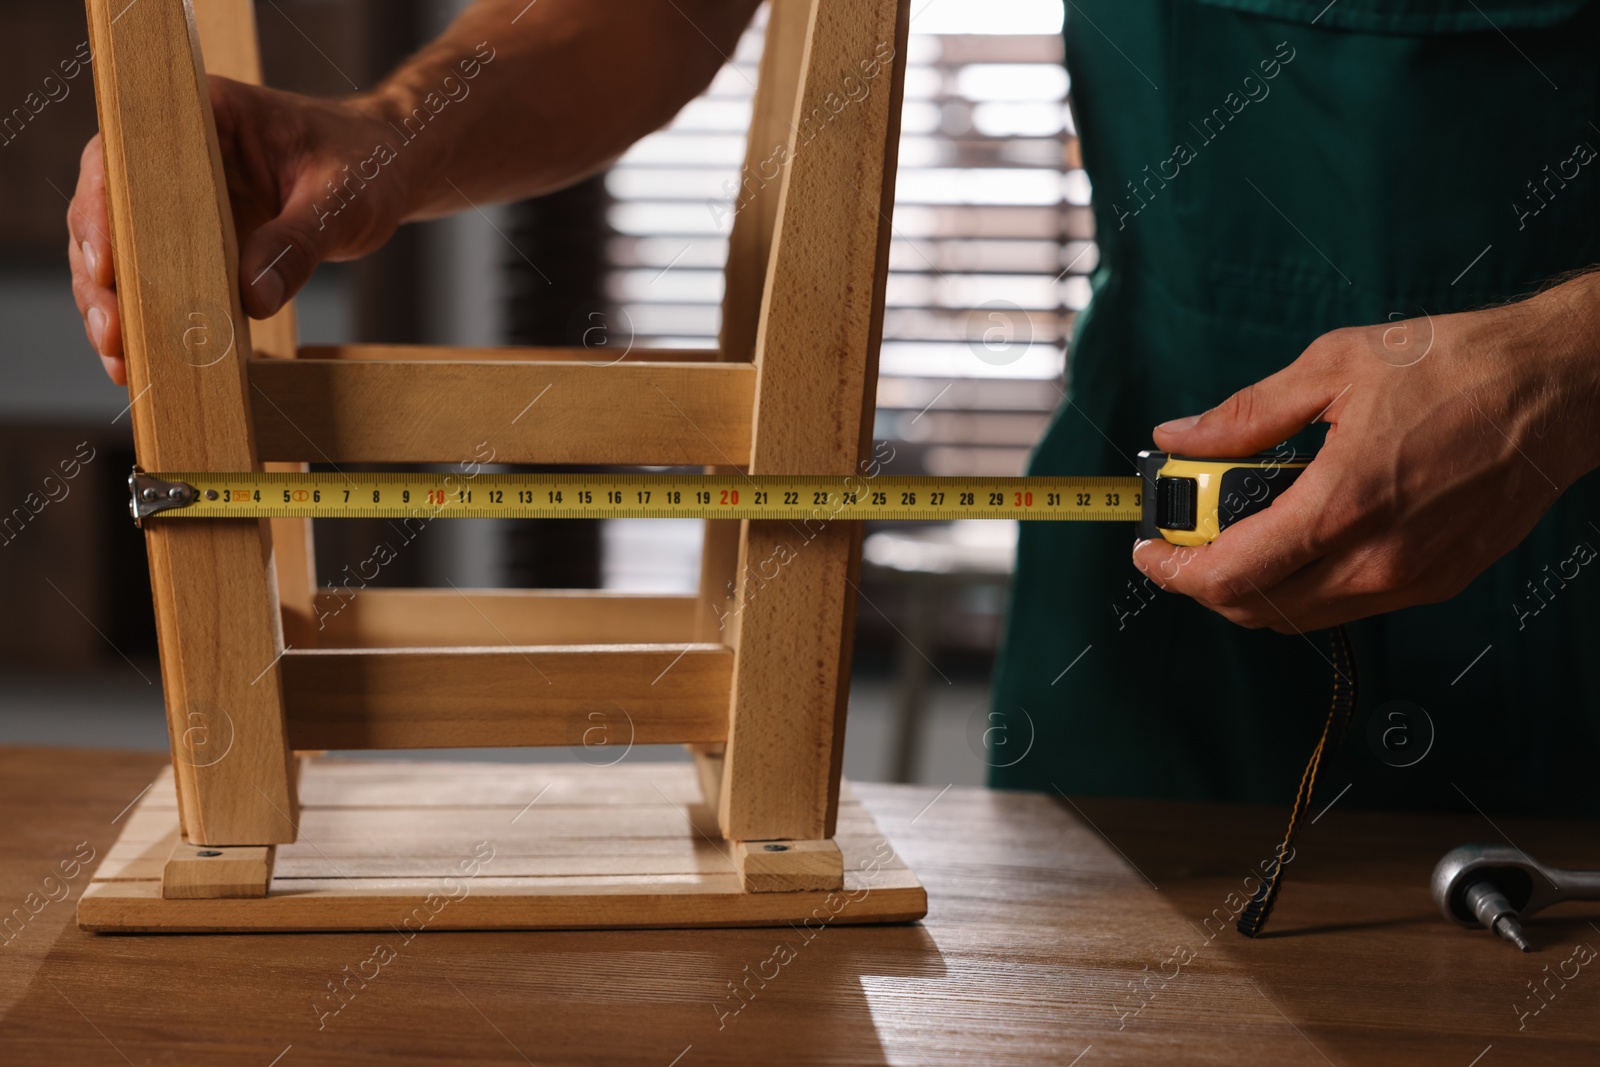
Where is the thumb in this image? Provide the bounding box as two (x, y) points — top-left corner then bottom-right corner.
(1152, 354), (1341, 457)
(237, 179), (340, 319)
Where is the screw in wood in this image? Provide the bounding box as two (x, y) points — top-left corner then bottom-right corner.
(196, 850), (223, 858)
(762, 844), (789, 852)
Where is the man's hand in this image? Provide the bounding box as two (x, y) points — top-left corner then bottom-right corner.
(1131, 277), (1600, 633)
(67, 0), (761, 386)
(67, 0), (763, 388)
(67, 77), (411, 384)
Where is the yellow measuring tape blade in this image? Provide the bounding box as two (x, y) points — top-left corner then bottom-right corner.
(143, 472), (1144, 523)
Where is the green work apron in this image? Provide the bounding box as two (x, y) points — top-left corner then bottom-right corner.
(992, 0), (1600, 816)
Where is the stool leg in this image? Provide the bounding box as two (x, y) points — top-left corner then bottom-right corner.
(718, 521), (861, 843)
(87, 0), (298, 845)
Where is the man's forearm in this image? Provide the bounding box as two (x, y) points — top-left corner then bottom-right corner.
(362, 0), (761, 220)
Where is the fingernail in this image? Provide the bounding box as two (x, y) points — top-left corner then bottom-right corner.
(99, 354), (120, 382)
(82, 241), (99, 281)
(1132, 538), (1153, 553)
(254, 268), (284, 313)
(1156, 414), (1200, 434)
(87, 307), (106, 354)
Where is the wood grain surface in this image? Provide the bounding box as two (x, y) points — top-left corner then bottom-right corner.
(246, 359), (756, 466)
(3, 746), (1597, 1065)
(160, 841), (274, 900)
(311, 589), (699, 648)
(718, 0), (912, 846)
(279, 646), (733, 750)
(191, 0), (320, 650)
(87, 0), (297, 844)
(79, 761), (921, 932)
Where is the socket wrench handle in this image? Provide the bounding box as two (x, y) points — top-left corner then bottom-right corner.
(1434, 844), (1600, 927)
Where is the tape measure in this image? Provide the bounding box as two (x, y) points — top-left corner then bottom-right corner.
(129, 451), (1307, 545)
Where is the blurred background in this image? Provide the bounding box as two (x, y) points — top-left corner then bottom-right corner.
(0, 0), (1091, 787)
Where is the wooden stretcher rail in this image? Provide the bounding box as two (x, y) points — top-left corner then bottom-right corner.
(296, 344), (731, 364)
(248, 359), (756, 465)
(309, 589), (699, 649)
(281, 645), (733, 749)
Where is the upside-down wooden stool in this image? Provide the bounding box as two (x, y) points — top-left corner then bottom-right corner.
(78, 0), (924, 932)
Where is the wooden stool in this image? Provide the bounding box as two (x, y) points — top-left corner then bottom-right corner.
(78, 0), (925, 932)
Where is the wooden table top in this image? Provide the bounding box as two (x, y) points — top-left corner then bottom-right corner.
(1, 746), (1596, 1065)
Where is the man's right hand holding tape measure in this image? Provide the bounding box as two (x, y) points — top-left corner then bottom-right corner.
(1130, 289), (1600, 636)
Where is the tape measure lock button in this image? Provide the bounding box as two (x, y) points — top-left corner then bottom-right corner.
(1152, 474), (1197, 532)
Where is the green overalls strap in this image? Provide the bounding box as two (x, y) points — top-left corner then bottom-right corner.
(991, 0), (1600, 816)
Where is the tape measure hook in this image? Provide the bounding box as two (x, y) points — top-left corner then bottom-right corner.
(129, 469), (198, 527)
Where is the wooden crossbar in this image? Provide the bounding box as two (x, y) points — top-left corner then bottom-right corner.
(248, 359), (755, 465)
(281, 645), (732, 749)
(310, 589), (698, 648)
(298, 344), (727, 364)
